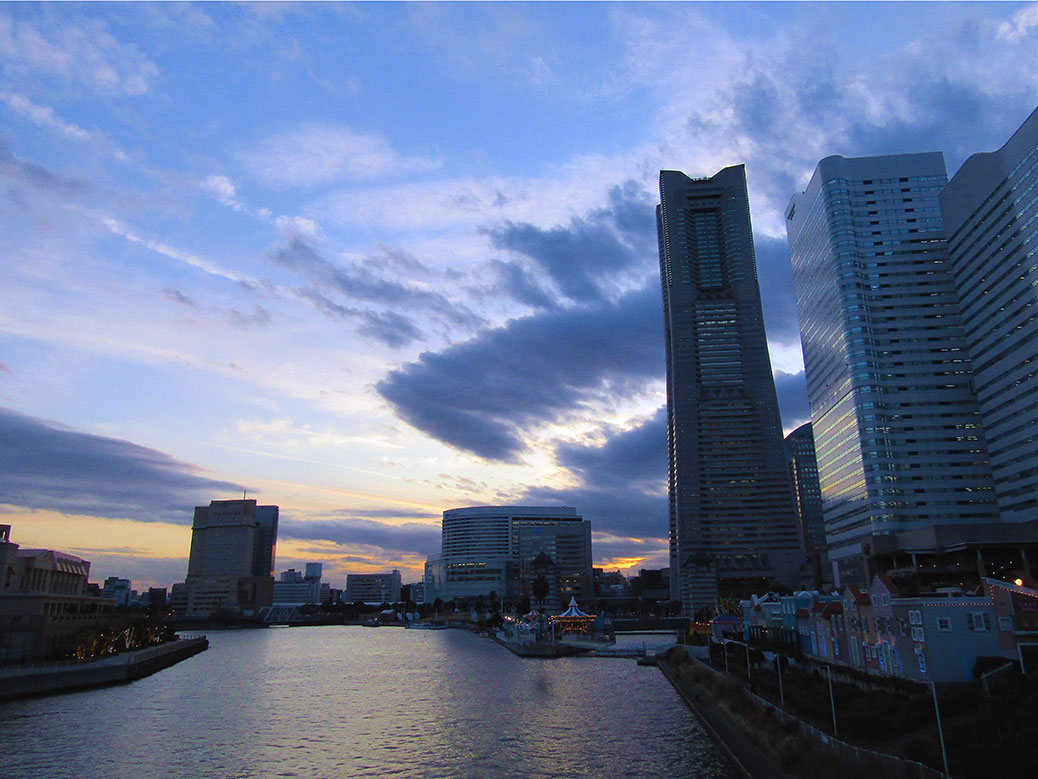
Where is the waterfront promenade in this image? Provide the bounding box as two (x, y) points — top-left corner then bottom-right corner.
(0, 636), (208, 701)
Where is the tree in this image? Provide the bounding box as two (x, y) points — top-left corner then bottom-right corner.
(532, 575), (549, 609)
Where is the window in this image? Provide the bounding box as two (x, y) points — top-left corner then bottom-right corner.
(881, 594), (889, 606)
(909, 609), (922, 625)
(936, 617), (952, 632)
(898, 616), (908, 636)
(862, 615), (869, 632)
(967, 612), (991, 631)
(911, 626), (926, 642)
(999, 616), (1014, 632)
(917, 650), (927, 675)
(871, 594), (878, 606)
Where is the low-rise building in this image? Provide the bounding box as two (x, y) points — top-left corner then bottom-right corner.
(346, 570), (401, 604)
(0, 525), (114, 662)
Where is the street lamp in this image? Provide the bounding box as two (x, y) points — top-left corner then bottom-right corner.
(826, 665), (838, 738)
(929, 680), (950, 778)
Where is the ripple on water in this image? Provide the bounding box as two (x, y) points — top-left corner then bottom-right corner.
(1, 627), (737, 779)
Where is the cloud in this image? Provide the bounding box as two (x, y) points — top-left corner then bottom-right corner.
(278, 515), (440, 559)
(377, 283), (664, 461)
(240, 123), (441, 189)
(753, 234), (800, 348)
(0, 12), (158, 96)
(774, 370), (809, 432)
(0, 139), (86, 195)
(0, 408), (244, 523)
(203, 174), (242, 211)
(270, 234), (481, 344)
(520, 408), (668, 541)
(555, 407), (666, 492)
(482, 180), (657, 306)
(0, 92), (90, 140)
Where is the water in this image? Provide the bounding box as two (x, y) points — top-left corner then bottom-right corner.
(1, 628), (736, 779)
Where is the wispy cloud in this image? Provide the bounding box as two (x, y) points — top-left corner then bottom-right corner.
(0, 91), (90, 140)
(0, 12), (158, 96)
(240, 124), (441, 189)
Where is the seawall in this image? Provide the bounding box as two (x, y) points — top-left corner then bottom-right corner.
(0, 636), (208, 702)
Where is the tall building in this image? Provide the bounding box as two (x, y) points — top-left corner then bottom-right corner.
(424, 506), (593, 611)
(940, 106), (1038, 524)
(657, 166), (802, 613)
(786, 153), (999, 587)
(183, 499), (279, 617)
(785, 424), (826, 588)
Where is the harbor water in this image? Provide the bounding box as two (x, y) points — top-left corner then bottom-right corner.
(1, 627), (736, 778)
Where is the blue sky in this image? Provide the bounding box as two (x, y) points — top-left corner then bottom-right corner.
(2, 2), (1037, 591)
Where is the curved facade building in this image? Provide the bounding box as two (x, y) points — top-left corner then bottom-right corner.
(424, 506), (592, 611)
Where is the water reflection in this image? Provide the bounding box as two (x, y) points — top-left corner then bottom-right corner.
(2, 627), (735, 779)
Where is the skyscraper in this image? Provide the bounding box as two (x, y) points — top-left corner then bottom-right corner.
(183, 498), (279, 617)
(786, 154), (999, 587)
(940, 106), (1038, 524)
(657, 166), (802, 614)
(785, 423), (826, 588)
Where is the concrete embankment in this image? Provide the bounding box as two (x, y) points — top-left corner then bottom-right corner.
(657, 658), (791, 779)
(0, 637), (208, 702)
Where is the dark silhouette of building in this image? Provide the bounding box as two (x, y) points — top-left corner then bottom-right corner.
(657, 166), (802, 613)
(785, 423), (826, 587)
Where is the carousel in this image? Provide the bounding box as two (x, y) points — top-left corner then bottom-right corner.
(549, 597), (596, 638)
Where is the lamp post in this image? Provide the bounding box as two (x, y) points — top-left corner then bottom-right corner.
(723, 639), (729, 673)
(775, 655), (785, 707)
(744, 642), (752, 686)
(930, 680), (950, 778)
(826, 665), (838, 738)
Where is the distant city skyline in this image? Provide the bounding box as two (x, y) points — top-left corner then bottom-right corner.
(2, 2), (1036, 589)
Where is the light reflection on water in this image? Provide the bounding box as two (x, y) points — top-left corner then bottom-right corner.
(2, 627), (736, 779)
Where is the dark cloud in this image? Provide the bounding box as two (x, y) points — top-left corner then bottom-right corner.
(488, 259), (558, 311)
(521, 408), (668, 541)
(753, 234), (800, 347)
(483, 180), (656, 306)
(357, 309), (425, 349)
(0, 140), (86, 195)
(774, 369), (810, 431)
(222, 303), (272, 329)
(270, 235), (482, 341)
(161, 288), (196, 307)
(0, 408), (244, 523)
(844, 82), (1037, 176)
(555, 407), (666, 492)
(377, 283), (664, 461)
(278, 516), (440, 559)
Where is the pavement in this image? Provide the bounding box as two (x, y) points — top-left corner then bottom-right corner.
(658, 659), (795, 779)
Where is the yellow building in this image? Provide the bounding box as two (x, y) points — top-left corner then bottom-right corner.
(0, 525), (114, 662)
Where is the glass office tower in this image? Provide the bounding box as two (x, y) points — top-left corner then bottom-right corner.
(657, 166), (802, 614)
(786, 153), (999, 586)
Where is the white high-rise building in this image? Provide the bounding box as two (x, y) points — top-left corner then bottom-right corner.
(940, 106), (1038, 524)
(786, 153), (999, 586)
(424, 506), (592, 611)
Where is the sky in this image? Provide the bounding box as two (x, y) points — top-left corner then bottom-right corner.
(2, 2), (1037, 592)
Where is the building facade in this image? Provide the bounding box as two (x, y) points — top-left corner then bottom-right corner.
(657, 166), (802, 613)
(0, 525), (114, 662)
(346, 570), (402, 605)
(786, 153), (1000, 587)
(785, 423), (826, 587)
(940, 106), (1038, 524)
(182, 499), (279, 617)
(424, 506), (593, 612)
